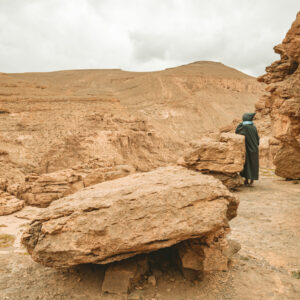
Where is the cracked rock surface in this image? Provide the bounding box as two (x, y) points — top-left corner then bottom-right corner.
(22, 166), (238, 268)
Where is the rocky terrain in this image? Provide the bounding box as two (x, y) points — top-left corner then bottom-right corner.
(0, 61), (261, 298)
(0, 61), (262, 178)
(0, 61), (262, 216)
(1, 171), (299, 299)
(1, 11), (300, 300)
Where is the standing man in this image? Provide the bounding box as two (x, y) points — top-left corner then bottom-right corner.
(235, 113), (260, 186)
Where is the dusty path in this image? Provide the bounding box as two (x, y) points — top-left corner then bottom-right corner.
(0, 172), (299, 300)
(229, 172), (300, 299)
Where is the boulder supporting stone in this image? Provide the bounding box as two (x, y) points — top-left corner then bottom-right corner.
(22, 166), (239, 268)
(177, 230), (240, 280)
(102, 255), (148, 295)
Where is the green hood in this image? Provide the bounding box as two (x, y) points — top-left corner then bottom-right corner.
(242, 113), (256, 121)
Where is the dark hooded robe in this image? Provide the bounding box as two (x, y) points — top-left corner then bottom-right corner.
(235, 113), (260, 180)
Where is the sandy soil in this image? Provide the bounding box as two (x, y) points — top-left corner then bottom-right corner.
(0, 171), (299, 300)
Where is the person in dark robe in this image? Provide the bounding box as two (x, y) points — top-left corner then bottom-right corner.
(235, 113), (260, 186)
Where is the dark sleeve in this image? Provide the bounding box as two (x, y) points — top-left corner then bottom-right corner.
(235, 123), (245, 135)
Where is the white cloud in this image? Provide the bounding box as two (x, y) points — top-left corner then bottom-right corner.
(0, 0), (299, 76)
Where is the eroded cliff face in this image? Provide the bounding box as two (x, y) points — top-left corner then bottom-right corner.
(0, 91), (175, 190)
(256, 12), (300, 179)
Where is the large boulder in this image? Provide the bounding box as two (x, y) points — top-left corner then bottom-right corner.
(256, 12), (300, 179)
(178, 133), (245, 189)
(22, 166), (239, 268)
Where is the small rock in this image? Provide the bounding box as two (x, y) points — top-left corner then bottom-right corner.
(102, 255), (148, 295)
(0, 191), (25, 216)
(148, 275), (156, 286)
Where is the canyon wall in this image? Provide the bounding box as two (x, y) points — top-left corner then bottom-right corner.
(256, 12), (300, 179)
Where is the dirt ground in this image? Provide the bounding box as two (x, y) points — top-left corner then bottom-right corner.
(0, 170), (299, 300)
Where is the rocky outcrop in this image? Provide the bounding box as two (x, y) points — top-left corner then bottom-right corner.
(256, 12), (300, 179)
(178, 133), (245, 189)
(0, 190), (25, 216)
(19, 170), (84, 208)
(22, 166), (239, 268)
(0, 179), (25, 216)
(0, 164), (136, 208)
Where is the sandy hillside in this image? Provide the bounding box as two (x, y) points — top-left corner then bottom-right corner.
(4, 61), (263, 142)
(0, 61), (263, 181)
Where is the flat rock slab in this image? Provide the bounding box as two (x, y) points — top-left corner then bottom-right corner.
(22, 166), (239, 268)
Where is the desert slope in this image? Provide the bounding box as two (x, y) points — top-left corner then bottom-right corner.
(0, 61), (263, 183)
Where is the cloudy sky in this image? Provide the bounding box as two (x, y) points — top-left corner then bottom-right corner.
(0, 0), (299, 76)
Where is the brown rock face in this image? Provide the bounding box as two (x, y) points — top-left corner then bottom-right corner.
(22, 166), (239, 268)
(178, 133), (245, 189)
(17, 164), (136, 208)
(0, 179), (25, 215)
(256, 12), (300, 179)
(0, 190), (25, 216)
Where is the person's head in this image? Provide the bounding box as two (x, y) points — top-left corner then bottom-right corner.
(242, 113), (256, 121)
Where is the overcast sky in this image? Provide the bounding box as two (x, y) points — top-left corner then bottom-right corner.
(0, 0), (299, 76)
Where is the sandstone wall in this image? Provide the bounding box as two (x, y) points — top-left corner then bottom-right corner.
(256, 12), (300, 179)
